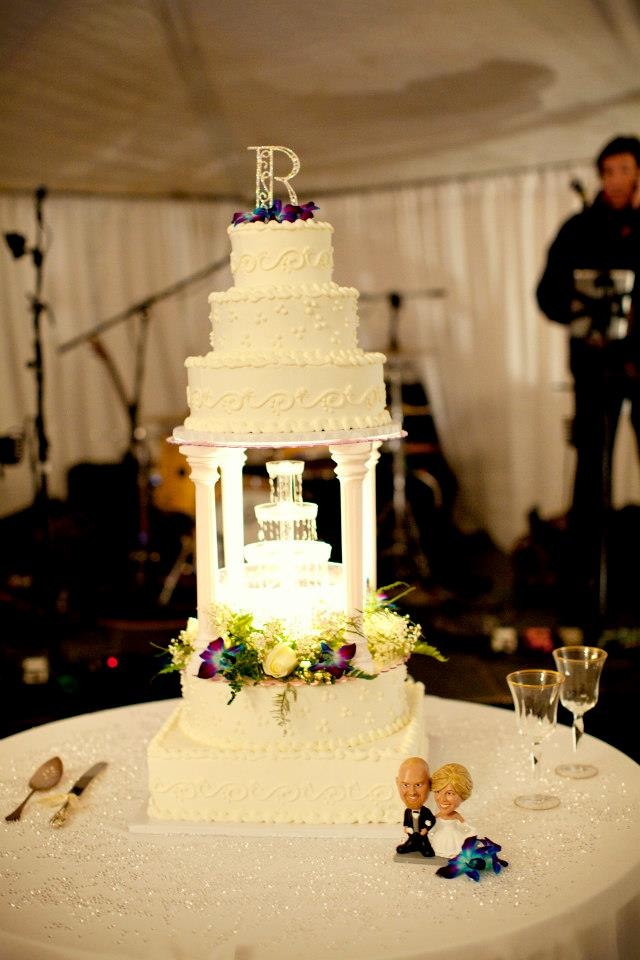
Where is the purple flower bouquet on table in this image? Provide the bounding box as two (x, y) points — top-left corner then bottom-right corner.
(436, 836), (508, 882)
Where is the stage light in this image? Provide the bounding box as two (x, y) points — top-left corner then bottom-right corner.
(4, 231), (27, 259)
(3, 231), (43, 267)
(22, 655), (49, 685)
(0, 433), (24, 466)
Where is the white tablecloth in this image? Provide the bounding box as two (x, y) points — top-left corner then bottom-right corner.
(1, 696), (639, 960)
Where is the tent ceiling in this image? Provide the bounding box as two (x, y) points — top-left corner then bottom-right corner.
(1, 0), (640, 199)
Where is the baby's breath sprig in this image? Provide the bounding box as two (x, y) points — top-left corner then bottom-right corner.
(157, 586), (443, 697)
(154, 617), (198, 674)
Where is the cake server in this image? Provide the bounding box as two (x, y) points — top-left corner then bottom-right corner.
(50, 761), (108, 827)
(5, 755), (63, 821)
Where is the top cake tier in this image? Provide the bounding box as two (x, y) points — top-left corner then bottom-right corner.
(178, 211), (401, 443)
(229, 219), (334, 289)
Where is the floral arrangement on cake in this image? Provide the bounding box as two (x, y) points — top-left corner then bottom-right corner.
(160, 583), (444, 716)
(231, 199), (319, 226)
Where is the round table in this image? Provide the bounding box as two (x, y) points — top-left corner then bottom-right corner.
(1, 696), (639, 960)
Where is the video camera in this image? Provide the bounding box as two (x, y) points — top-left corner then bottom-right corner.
(570, 269), (634, 341)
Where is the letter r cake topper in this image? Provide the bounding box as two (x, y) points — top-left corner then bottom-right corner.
(248, 146), (300, 208)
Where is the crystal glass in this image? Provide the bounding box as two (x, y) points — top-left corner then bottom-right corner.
(552, 646), (607, 779)
(506, 669), (564, 810)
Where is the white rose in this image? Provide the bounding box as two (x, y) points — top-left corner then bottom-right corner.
(263, 643), (298, 679)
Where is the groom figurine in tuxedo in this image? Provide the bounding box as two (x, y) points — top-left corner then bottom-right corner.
(395, 756), (436, 857)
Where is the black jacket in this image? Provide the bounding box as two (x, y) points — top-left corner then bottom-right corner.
(536, 194), (640, 327)
(403, 806), (435, 833)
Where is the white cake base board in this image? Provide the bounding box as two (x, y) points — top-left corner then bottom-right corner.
(129, 805), (400, 839)
(392, 852), (449, 867)
(172, 422), (405, 449)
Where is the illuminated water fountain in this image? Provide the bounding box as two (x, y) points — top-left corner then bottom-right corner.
(172, 145), (403, 667)
(177, 439), (395, 668)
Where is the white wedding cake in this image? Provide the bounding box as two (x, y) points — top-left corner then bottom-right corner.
(148, 659), (425, 824)
(147, 148), (432, 825)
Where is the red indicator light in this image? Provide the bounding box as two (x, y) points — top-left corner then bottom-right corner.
(106, 656), (119, 669)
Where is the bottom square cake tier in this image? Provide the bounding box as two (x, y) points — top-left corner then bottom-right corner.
(147, 677), (426, 824)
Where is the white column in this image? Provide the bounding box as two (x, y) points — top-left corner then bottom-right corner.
(216, 446), (247, 579)
(329, 441), (372, 621)
(363, 441), (381, 593)
(181, 445), (220, 644)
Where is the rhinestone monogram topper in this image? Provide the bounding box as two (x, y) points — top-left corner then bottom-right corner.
(249, 145), (300, 208)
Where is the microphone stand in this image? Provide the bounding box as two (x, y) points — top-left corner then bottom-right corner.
(58, 256), (227, 355)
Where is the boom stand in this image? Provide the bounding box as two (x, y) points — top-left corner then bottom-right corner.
(58, 255), (227, 592)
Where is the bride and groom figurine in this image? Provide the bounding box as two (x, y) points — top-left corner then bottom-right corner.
(395, 757), (475, 861)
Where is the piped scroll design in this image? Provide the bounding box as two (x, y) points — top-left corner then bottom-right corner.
(231, 246), (333, 276)
(187, 385), (386, 414)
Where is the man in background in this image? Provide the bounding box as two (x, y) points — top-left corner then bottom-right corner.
(536, 135), (640, 624)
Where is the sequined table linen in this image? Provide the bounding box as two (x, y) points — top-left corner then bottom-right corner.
(1, 696), (639, 960)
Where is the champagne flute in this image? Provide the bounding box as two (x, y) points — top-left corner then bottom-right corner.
(552, 645), (607, 779)
(506, 669), (564, 810)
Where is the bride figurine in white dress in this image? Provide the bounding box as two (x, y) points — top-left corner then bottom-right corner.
(429, 762), (475, 859)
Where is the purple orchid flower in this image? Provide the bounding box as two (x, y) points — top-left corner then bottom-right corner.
(197, 638), (242, 680)
(436, 836), (508, 882)
(478, 837), (508, 875)
(231, 206), (266, 225)
(280, 201), (319, 222)
(297, 201), (319, 220)
(231, 200), (319, 227)
(309, 641), (357, 680)
(436, 836), (486, 882)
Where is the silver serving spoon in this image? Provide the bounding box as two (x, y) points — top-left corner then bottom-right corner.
(5, 756), (64, 822)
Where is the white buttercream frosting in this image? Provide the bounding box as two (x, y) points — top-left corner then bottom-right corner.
(183, 216), (390, 438)
(147, 676), (426, 824)
(179, 662), (412, 752)
(229, 219), (335, 288)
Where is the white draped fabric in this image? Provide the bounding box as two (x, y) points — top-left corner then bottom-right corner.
(2, 167), (640, 549)
(2, 697), (639, 960)
(0, 194), (235, 516)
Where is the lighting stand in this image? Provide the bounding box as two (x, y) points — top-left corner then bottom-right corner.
(382, 293), (430, 579)
(30, 189), (50, 518)
(360, 289), (445, 583)
(4, 186), (53, 613)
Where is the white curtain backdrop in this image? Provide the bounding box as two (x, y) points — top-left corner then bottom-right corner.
(2, 167), (639, 550)
(0, 193), (236, 516)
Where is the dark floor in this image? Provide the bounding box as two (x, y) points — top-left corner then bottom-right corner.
(1, 461), (639, 764)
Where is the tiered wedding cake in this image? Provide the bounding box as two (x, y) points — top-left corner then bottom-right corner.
(147, 147), (432, 824)
(182, 208), (392, 440)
